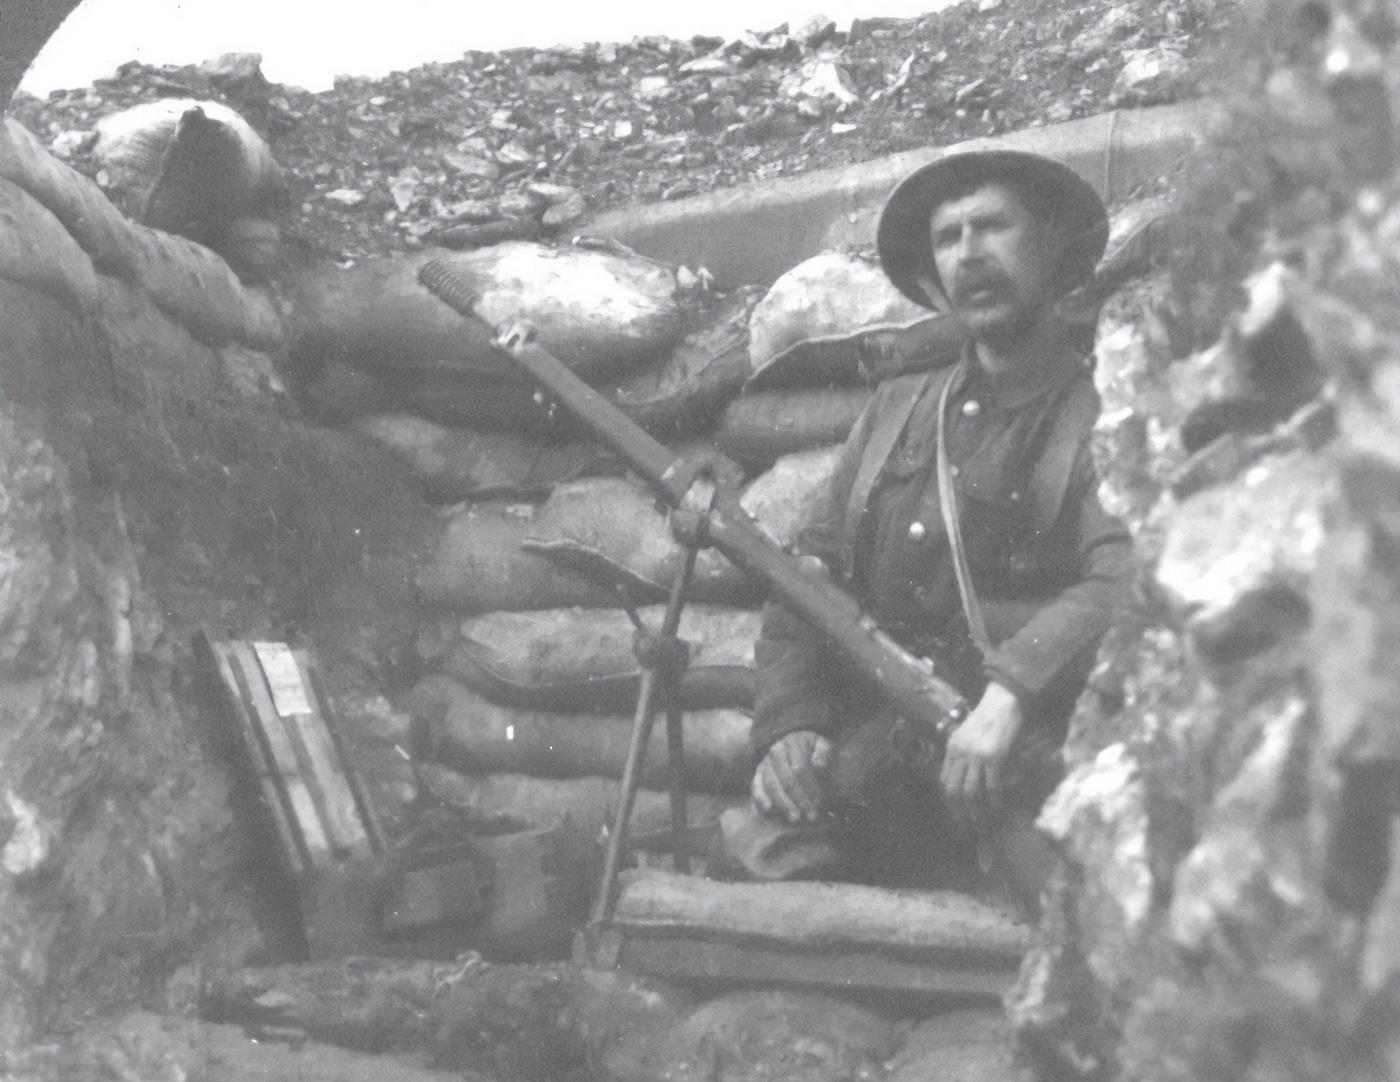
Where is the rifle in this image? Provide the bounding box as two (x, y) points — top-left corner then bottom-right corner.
(418, 258), (970, 745)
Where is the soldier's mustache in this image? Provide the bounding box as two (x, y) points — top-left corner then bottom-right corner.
(949, 270), (1012, 303)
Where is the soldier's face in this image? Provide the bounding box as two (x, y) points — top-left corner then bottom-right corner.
(929, 183), (1058, 342)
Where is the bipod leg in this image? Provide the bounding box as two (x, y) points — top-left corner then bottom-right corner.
(664, 700), (689, 874)
(662, 549), (698, 874)
(588, 542), (699, 932)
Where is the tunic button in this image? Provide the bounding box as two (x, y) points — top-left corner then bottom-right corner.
(949, 465), (960, 478)
(908, 521), (927, 541)
(962, 399), (981, 417)
(1009, 491), (1021, 503)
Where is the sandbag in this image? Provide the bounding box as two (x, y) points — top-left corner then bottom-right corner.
(409, 676), (752, 793)
(416, 476), (752, 613)
(0, 119), (283, 350)
(747, 252), (930, 383)
(92, 98), (286, 242)
(0, 176), (98, 315)
(298, 356), (568, 432)
(714, 388), (870, 465)
(290, 241), (694, 387)
(353, 413), (615, 503)
(415, 499), (617, 613)
(612, 287), (759, 436)
(444, 605), (760, 712)
(416, 764), (736, 840)
(97, 273), (223, 392)
(735, 445), (842, 547)
(416, 450), (842, 613)
(744, 312), (964, 392)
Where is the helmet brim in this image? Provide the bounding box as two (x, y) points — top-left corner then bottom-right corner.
(876, 146), (1109, 311)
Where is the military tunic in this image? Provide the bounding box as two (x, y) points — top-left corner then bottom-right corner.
(751, 344), (1134, 761)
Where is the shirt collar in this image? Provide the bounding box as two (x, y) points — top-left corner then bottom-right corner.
(952, 339), (1085, 411)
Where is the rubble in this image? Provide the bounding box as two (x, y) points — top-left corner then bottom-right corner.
(1154, 451), (1330, 661)
(1007, 3), (1400, 1079)
(653, 990), (897, 1082)
(8, 2), (1228, 263)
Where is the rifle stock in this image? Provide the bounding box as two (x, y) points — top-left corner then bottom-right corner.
(417, 260), (968, 742)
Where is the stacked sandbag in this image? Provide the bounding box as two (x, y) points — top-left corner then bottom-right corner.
(744, 251), (962, 387)
(715, 252), (965, 464)
(416, 447), (840, 612)
(734, 445), (841, 545)
(289, 241), (701, 430)
(401, 442), (844, 823)
(378, 251), (957, 845)
(415, 766), (736, 847)
(351, 414), (617, 503)
(92, 99), (287, 280)
(611, 286), (761, 438)
(416, 476), (747, 612)
(346, 286), (758, 498)
(0, 167), (99, 318)
(399, 606), (758, 848)
(410, 675), (753, 793)
(714, 386), (870, 467)
(442, 605), (761, 713)
(0, 117), (284, 406)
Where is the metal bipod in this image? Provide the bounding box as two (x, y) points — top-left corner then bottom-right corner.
(588, 544), (698, 931)
(586, 478), (716, 936)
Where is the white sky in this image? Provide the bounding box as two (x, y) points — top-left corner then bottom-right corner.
(21, 0), (955, 96)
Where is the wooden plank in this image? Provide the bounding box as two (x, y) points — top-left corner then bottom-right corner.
(213, 639), (308, 877)
(199, 633), (307, 880)
(290, 711), (370, 855)
(615, 934), (1017, 1000)
(281, 710), (358, 854)
(303, 653), (387, 858)
(227, 640), (332, 863)
(245, 640), (365, 856)
(252, 642), (350, 854)
(613, 870), (1032, 963)
(250, 640), (315, 716)
(287, 648), (373, 858)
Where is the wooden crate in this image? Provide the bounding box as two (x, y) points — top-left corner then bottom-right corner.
(196, 631), (387, 956)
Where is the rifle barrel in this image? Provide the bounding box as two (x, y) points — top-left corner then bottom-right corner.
(490, 325), (968, 736)
(494, 324), (683, 498)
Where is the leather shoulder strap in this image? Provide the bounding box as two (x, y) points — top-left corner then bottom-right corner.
(838, 370), (940, 578)
(936, 372), (992, 655)
(1028, 374), (1100, 536)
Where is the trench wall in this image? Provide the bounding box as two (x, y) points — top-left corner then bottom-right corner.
(1002, 5), (1400, 1078)
(585, 101), (1208, 287)
(0, 113), (432, 1044)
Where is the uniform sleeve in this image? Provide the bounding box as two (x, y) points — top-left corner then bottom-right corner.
(981, 440), (1133, 717)
(748, 389), (884, 758)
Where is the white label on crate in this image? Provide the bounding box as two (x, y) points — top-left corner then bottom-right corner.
(252, 641), (313, 717)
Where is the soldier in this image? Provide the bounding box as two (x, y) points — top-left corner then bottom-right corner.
(721, 147), (1134, 912)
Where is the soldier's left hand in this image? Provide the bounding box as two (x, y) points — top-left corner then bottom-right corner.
(940, 681), (1024, 828)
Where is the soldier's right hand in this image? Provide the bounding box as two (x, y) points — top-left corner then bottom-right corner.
(751, 730), (834, 823)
